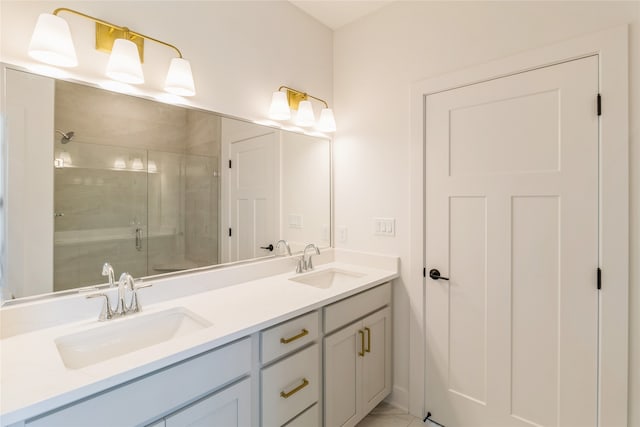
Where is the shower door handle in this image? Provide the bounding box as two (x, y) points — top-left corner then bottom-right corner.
(135, 228), (143, 251)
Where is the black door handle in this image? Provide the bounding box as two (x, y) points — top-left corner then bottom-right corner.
(260, 244), (274, 251)
(429, 269), (449, 281)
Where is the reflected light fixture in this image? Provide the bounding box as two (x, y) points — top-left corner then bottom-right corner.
(131, 157), (144, 170)
(28, 8), (196, 96)
(268, 86), (336, 132)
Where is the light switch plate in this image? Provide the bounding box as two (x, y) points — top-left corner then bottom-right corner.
(374, 218), (395, 236)
(287, 214), (303, 229)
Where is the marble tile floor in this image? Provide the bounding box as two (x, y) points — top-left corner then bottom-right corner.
(356, 401), (440, 427)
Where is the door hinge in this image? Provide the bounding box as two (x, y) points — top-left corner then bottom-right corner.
(228, 227), (232, 237)
(228, 159), (232, 168)
(424, 412), (446, 427)
(597, 93), (602, 116)
(597, 267), (602, 290)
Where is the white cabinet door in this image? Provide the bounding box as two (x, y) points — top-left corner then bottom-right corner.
(324, 321), (362, 427)
(361, 307), (391, 414)
(165, 378), (251, 427)
(324, 307), (392, 427)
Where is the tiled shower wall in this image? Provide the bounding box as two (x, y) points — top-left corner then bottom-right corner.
(53, 80), (220, 290)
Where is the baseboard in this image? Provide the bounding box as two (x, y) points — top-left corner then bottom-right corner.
(385, 385), (409, 413)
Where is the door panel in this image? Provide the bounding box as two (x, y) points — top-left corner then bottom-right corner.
(425, 56), (599, 427)
(511, 196), (559, 426)
(448, 197), (487, 405)
(228, 133), (277, 262)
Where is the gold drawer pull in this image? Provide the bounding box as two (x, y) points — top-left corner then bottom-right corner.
(358, 330), (365, 357)
(280, 328), (309, 344)
(280, 378), (309, 399)
(364, 327), (371, 353)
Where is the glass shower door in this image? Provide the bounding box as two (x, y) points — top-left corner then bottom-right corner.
(146, 151), (219, 274)
(53, 142), (148, 291)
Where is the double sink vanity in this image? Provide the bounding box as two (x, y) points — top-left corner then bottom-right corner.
(0, 249), (398, 427)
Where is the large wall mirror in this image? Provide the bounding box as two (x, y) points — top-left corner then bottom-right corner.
(1, 66), (331, 302)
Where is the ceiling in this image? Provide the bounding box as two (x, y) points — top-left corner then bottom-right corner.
(288, 1), (394, 30)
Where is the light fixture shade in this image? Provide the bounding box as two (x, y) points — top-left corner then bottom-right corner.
(28, 13), (77, 67)
(106, 38), (144, 84)
(269, 91), (291, 120)
(131, 158), (144, 170)
(113, 158), (126, 169)
(295, 100), (315, 127)
(317, 108), (337, 132)
(164, 58), (196, 96)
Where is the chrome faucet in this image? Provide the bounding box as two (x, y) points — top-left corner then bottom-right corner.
(102, 262), (115, 288)
(297, 243), (321, 273)
(87, 265), (152, 321)
(121, 273), (152, 313)
(275, 239), (292, 256)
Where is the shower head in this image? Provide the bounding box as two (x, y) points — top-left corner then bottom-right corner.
(55, 130), (74, 144)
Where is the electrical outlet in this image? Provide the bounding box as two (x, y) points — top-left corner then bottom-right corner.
(338, 226), (348, 242)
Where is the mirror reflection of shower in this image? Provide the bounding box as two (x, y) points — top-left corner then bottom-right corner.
(55, 129), (74, 144)
(54, 130), (74, 168)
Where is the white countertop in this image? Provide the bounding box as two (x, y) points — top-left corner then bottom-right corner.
(0, 250), (399, 426)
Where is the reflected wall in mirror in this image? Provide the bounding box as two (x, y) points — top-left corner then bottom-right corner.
(2, 66), (331, 302)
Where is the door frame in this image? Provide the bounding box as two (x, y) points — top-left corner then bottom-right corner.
(408, 25), (629, 426)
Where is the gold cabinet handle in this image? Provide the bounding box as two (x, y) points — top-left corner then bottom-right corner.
(280, 378), (309, 399)
(358, 330), (365, 357)
(280, 328), (309, 344)
(364, 327), (371, 353)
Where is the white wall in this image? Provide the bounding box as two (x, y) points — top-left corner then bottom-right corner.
(0, 1), (333, 124)
(333, 1), (640, 424)
(4, 69), (54, 298)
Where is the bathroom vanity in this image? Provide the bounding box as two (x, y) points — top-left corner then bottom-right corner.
(0, 249), (398, 427)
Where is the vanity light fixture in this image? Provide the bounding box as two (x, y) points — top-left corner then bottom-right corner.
(28, 8), (196, 96)
(268, 86), (336, 132)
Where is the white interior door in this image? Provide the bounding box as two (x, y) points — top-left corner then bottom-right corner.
(228, 133), (278, 262)
(424, 56), (599, 427)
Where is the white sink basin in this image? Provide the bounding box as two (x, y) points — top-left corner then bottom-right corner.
(55, 307), (212, 369)
(289, 268), (366, 289)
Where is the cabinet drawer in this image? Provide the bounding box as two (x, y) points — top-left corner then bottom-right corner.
(284, 403), (319, 427)
(26, 337), (251, 427)
(261, 344), (319, 427)
(324, 282), (391, 334)
(165, 378), (251, 427)
(261, 311), (319, 364)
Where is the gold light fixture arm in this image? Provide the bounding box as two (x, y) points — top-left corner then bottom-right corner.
(52, 8), (183, 60)
(278, 85), (329, 109)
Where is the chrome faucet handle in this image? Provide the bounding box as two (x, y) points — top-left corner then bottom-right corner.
(86, 293), (115, 321)
(296, 257), (305, 274)
(127, 282), (152, 313)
